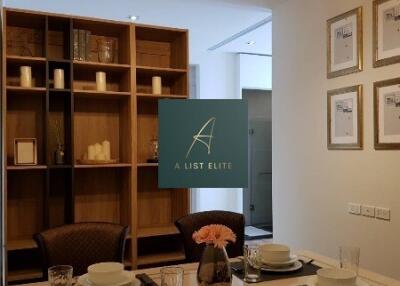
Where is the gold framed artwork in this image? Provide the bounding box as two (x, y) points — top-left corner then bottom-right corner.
(327, 7), (363, 78)
(374, 78), (400, 149)
(14, 138), (37, 165)
(373, 0), (400, 67)
(327, 85), (363, 150)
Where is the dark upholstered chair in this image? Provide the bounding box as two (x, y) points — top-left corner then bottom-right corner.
(175, 211), (245, 262)
(34, 222), (129, 278)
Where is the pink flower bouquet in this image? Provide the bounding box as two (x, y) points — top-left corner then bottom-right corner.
(192, 224), (236, 249)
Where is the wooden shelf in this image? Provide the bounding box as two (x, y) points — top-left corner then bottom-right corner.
(73, 89), (130, 98)
(8, 239), (37, 251)
(8, 269), (42, 282)
(74, 163), (132, 169)
(73, 60), (131, 71)
(48, 165), (72, 169)
(49, 88), (71, 93)
(6, 86), (46, 95)
(137, 66), (186, 77)
(137, 93), (187, 99)
(137, 225), (179, 238)
(137, 162), (159, 167)
(137, 251), (185, 266)
(6, 55), (46, 64)
(7, 165), (47, 171)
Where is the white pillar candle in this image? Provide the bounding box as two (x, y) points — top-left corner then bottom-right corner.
(94, 143), (102, 157)
(88, 145), (96, 160)
(20, 66), (32, 88)
(96, 71), (106, 91)
(152, 76), (162, 95)
(54, 69), (65, 89)
(102, 140), (111, 160)
(95, 152), (106, 161)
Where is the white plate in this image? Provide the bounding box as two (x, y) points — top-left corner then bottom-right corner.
(261, 255), (298, 267)
(307, 276), (369, 286)
(260, 260), (303, 273)
(78, 271), (139, 286)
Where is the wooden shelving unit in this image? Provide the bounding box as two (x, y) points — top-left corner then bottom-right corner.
(3, 8), (189, 284)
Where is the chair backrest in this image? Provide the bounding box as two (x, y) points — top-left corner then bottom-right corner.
(34, 222), (129, 277)
(175, 211), (245, 262)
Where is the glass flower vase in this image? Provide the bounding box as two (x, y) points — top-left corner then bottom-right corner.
(197, 244), (232, 286)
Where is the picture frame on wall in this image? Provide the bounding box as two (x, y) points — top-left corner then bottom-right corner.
(327, 85), (363, 150)
(373, 0), (400, 67)
(327, 7), (363, 78)
(14, 138), (37, 165)
(374, 78), (400, 149)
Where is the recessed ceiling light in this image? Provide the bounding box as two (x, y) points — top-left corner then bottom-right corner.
(129, 15), (139, 22)
(246, 41), (256, 45)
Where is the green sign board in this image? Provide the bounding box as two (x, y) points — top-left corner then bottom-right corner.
(159, 99), (248, 188)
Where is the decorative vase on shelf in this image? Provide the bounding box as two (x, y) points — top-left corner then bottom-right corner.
(197, 244), (232, 286)
(54, 144), (65, 165)
(97, 38), (114, 63)
(193, 224), (236, 286)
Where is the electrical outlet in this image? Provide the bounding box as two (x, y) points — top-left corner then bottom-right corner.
(375, 207), (390, 221)
(348, 203), (361, 215)
(361, 205), (375, 217)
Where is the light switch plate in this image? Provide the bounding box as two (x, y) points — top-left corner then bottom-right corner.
(348, 203), (361, 215)
(375, 207), (390, 220)
(361, 205), (375, 217)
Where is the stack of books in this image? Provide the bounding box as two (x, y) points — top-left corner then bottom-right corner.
(73, 29), (91, 61)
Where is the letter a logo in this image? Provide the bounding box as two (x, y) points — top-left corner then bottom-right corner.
(185, 117), (216, 159)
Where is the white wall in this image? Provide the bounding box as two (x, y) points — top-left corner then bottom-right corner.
(273, 0), (400, 279)
(239, 54), (272, 90)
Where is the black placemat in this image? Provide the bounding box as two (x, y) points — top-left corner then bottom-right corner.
(231, 261), (321, 283)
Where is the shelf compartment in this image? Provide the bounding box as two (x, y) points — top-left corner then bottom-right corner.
(6, 59), (46, 88)
(7, 171), (45, 243)
(49, 168), (73, 227)
(137, 100), (158, 164)
(72, 19), (131, 65)
(8, 247), (42, 282)
(73, 89), (130, 99)
(6, 92), (46, 165)
(136, 25), (187, 69)
(8, 268), (42, 283)
(136, 67), (187, 96)
(137, 225), (179, 238)
(73, 66), (131, 93)
(74, 168), (130, 225)
(8, 239), (37, 251)
(48, 16), (71, 60)
(49, 61), (71, 89)
(73, 97), (132, 164)
(6, 10), (45, 57)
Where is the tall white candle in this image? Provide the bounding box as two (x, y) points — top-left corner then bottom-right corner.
(102, 140), (111, 160)
(88, 145), (96, 160)
(94, 143), (102, 157)
(152, 76), (162, 95)
(20, 66), (32, 88)
(95, 152), (106, 161)
(54, 69), (65, 89)
(96, 71), (106, 91)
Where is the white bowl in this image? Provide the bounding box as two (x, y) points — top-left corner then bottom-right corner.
(259, 244), (290, 262)
(317, 268), (357, 286)
(88, 262), (125, 285)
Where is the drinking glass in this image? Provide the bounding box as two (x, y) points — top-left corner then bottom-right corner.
(48, 265), (73, 286)
(243, 244), (261, 282)
(97, 39), (114, 63)
(339, 246), (360, 275)
(161, 266), (184, 286)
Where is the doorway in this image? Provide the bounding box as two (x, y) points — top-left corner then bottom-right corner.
(243, 89), (272, 240)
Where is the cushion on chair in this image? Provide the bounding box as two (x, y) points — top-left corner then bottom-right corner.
(175, 210), (245, 262)
(34, 222), (129, 277)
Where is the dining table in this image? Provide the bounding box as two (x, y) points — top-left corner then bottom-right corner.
(19, 250), (400, 286)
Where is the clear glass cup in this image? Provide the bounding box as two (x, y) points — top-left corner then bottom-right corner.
(243, 244), (261, 282)
(48, 265), (73, 286)
(97, 39), (114, 63)
(339, 246), (360, 275)
(161, 266), (184, 286)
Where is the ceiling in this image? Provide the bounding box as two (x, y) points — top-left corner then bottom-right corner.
(4, 0), (274, 60)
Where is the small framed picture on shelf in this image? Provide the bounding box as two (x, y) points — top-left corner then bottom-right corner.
(373, 0), (400, 67)
(14, 138), (37, 165)
(374, 78), (400, 149)
(327, 7), (363, 78)
(327, 85), (363, 150)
